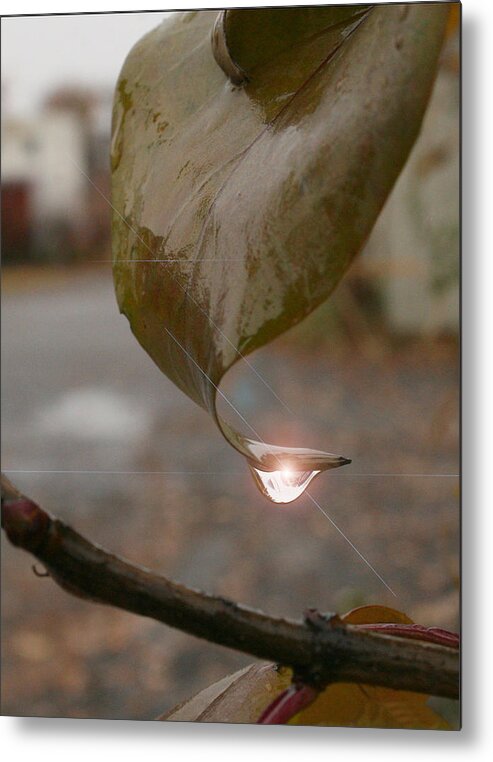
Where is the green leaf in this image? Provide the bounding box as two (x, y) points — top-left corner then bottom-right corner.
(111, 6), (448, 482)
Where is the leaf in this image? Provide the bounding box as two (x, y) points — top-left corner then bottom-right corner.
(159, 664), (292, 724)
(343, 605), (460, 648)
(290, 682), (450, 729)
(342, 604), (414, 625)
(111, 6), (448, 480)
(160, 605), (453, 728)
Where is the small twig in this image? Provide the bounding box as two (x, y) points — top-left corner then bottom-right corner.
(1, 474), (459, 699)
(32, 564), (50, 578)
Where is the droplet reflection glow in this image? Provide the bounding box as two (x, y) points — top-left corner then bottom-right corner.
(249, 465), (322, 504)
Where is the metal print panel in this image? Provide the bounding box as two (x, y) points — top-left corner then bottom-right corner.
(1, 2), (460, 729)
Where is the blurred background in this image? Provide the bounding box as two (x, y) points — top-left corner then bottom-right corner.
(1, 10), (459, 721)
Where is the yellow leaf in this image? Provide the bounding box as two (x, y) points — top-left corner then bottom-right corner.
(342, 604), (414, 625)
(291, 683), (450, 729)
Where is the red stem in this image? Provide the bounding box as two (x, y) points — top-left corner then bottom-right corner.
(354, 623), (460, 649)
(257, 684), (319, 725)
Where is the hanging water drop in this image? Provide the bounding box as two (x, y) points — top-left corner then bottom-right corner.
(219, 420), (351, 503)
(249, 464), (322, 504)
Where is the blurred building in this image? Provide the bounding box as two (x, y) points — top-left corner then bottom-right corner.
(1, 86), (113, 263)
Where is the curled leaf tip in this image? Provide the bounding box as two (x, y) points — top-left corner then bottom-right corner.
(211, 11), (248, 86)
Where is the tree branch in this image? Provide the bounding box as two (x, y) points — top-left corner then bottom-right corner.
(1, 474), (459, 699)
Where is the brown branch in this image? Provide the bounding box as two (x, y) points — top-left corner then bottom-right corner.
(1, 474), (459, 699)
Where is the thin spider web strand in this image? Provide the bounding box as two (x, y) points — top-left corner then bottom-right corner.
(306, 492), (398, 597)
(3, 470), (459, 476)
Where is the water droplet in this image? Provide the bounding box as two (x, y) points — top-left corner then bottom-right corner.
(249, 464), (322, 504)
(218, 418), (351, 504)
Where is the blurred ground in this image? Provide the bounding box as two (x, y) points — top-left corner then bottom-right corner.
(1, 265), (459, 720)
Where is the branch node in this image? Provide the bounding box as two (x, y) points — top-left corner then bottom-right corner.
(303, 608), (342, 631)
(1, 497), (51, 552)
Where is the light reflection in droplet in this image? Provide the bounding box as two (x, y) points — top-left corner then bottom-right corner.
(249, 465), (321, 504)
